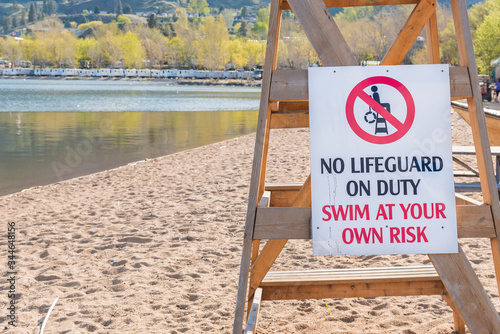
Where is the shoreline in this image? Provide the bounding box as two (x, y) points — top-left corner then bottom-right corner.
(0, 75), (263, 87)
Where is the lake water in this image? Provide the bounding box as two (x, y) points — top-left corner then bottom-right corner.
(0, 79), (260, 196)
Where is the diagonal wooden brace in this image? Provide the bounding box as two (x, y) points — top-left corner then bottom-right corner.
(288, 0), (358, 66)
(381, 0), (437, 65)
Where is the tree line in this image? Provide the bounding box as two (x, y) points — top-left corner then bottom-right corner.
(1, 0), (499, 74)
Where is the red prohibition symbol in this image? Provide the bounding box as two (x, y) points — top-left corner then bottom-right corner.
(345, 76), (415, 144)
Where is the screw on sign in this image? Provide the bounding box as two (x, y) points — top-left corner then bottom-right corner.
(346, 76), (415, 144)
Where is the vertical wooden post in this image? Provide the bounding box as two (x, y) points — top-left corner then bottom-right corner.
(425, 11), (440, 64)
(233, 0), (282, 332)
(450, 0), (500, 293)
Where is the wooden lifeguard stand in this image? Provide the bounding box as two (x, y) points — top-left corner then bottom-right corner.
(233, 0), (500, 332)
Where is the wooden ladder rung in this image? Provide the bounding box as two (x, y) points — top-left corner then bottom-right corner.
(260, 266), (445, 300)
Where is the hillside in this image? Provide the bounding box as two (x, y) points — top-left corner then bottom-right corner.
(0, 0), (487, 24)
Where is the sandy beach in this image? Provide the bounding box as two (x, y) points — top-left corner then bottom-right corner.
(1, 110), (499, 333)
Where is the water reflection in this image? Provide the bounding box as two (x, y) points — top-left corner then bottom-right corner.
(0, 79), (260, 112)
(0, 110), (258, 195)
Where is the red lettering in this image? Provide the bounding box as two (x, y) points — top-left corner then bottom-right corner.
(354, 228), (371, 244)
(386, 204), (395, 219)
(436, 203), (446, 218)
(411, 203), (422, 219)
(423, 203), (434, 219)
(372, 228), (383, 243)
(355, 205), (370, 220)
(417, 226), (428, 242)
(342, 228), (354, 244)
(406, 226), (416, 243)
(322, 205), (332, 221)
(390, 227), (401, 243)
(376, 204), (388, 220)
(331, 205), (350, 221)
(400, 203), (410, 219)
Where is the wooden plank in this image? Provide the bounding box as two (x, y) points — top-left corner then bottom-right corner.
(455, 193), (482, 206)
(254, 205), (495, 239)
(453, 171), (478, 177)
(270, 67), (472, 102)
(288, 0), (358, 67)
(429, 247), (500, 333)
(425, 11), (440, 64)
(233, 0), (282, 332)
(449, 67), (473, 100)
(282, 0), (419, 10)
(254, 207), (311, 239)
(265, 182), (304, 191)
(276, 101), (309, 112)
(270, 70), (308, 102)
(262, 266), (439, 285)
(451, 0), (500, 297)
(453, 157), (479, 176)
(269, 191), (299, 207)
(454, 107), (500, 146)
(457, 205), (496, 238)
(270, 112), (309, 129)
(261, 281), (445, 300)
(381, 0), (437, 65)
(453, 145), (500, 155)
(441, 289), (467, 334)
(243, 288), (263, 334)
(248, 177), (311, 299)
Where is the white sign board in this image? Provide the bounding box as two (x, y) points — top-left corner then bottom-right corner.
(309, 65), (458, 256)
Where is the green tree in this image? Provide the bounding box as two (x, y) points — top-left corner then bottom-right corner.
(116, 0), (123, 16)
(134, 25), (167, 69)
(94, 6), (100, 14)
(83, 9), (89, 15)
(12, 16), (18, 28)
(188, 0), (209, 16)
(43, 0), (57, 16)
(123, 4), (132, 14)
(240, 6), (249, 17)
(173, 8), (199, 68)
(256, 7), (269, 25)
(0, 37), (23, 66)
(147, 14), (158, 29)
(167, 36), (182, 67)
(238, 21), (247, 37)
(2, 16), (11, 33)
(100, 27), (124, 67)
(29, 2), (37, 23)
(228, 38), (246, 69)
(244, 39), (265, 68)
(251, 21), (267, 39)
(117, 15), (131, 24)
(198, 15), (229, 70)
(157, 4), (166, 15)
(78, 37), (104, 68)
(475, 5), (500, 74)
(122, 31), (144, 68)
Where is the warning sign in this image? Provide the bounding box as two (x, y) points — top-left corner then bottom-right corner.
(308, 65), (457, 256)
